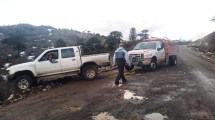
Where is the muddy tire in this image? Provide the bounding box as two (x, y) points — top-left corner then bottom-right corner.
(14, 75), (33, 91)
(169, 55), (177, 66)
(148, 59), (157, 72)
(82, 65), (98, 80)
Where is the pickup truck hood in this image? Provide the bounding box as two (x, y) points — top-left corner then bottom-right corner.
(128, 49), (154, 54)
(7, 62), (35, 71)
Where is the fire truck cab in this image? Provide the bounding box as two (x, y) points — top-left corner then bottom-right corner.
(128, 37), (178, 71)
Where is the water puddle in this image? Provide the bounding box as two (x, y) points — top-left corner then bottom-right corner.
(92, 112), (118, 120)
(124, 90), (144, 100)
(144, 113), (168, 120)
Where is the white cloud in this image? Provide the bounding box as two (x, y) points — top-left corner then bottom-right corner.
(0, 0), (215, 40)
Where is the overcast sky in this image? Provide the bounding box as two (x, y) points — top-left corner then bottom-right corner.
(0, 0), (215, 40)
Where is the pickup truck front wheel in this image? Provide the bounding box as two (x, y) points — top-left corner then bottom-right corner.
(82, 65), (98, 80)
(14, 75), (33, 91)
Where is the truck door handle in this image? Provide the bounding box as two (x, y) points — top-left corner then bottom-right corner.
(72, 59), (76, 61)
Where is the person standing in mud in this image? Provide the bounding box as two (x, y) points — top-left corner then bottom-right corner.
(113, 42), (131, 85)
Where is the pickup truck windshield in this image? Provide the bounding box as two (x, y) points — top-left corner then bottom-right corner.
(133, 42), (157, 50)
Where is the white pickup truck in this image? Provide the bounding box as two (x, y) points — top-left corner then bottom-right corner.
(1, 46), (110, 90)
(128, 38), (177, 71)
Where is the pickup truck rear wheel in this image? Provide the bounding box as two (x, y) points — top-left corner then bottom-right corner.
(82, 65), (98, 80)
(14, 75), (33, 91)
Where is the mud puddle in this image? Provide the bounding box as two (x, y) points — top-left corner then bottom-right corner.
(144, 113), (168, 120)
(92, 112), (118, 120)
(124, 90), (145, 102)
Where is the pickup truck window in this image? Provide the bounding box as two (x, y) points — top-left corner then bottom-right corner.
(39, 50), (58, 62)
(133, 42), (157, 50)
(61, 48), (75, 58)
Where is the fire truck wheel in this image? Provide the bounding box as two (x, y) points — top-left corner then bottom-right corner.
(149, 59), (157, 71)
(169, 55), (177, 66)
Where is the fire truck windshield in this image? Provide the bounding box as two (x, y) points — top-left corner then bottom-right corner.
(133, 42), (157, 50)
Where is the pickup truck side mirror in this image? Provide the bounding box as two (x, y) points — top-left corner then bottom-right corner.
(161, 43), (164, 49)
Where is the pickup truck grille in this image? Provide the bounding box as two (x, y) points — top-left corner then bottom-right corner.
(129, 54), (143, 62)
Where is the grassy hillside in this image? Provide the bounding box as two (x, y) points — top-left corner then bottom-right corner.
(0, 24), (107, 68)
(0, 24), (106, 47)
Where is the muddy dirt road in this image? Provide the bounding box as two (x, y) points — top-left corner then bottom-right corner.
(0, 45), (215, 120)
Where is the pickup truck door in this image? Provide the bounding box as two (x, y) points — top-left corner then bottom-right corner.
(60, 47), (80, 72)
(157, 42), (165, 62)
(35, 50), (62, 76)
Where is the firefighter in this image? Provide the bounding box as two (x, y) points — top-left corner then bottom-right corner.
(113, 42), (131, 85)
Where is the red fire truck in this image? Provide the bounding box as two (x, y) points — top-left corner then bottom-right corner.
(128, 37), (178, 71)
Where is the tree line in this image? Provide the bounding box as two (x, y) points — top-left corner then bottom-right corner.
(0, 24), (149, 59)
(0, 31), (125, 57)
